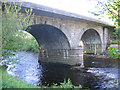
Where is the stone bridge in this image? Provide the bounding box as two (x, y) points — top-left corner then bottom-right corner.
(11, 2), (115, 65)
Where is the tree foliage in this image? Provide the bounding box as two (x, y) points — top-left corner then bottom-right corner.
(2, 2), (34, 48)
(108, 46), (120, 59)
(90, 0), (120, 59)
(2, 2), (38, 59)
(92, 0), (119, 39)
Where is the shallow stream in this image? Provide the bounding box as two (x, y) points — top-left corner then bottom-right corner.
(5, 51), (119, 89)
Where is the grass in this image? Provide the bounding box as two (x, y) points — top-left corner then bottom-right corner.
(1, 67), (40, 88)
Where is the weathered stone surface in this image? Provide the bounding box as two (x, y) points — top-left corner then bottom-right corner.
(26, 12), (113, 65)
(10, 2), (114, 65)
(30, 15), (110, 52)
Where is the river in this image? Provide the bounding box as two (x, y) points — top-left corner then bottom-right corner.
(4, 51), (119, 89)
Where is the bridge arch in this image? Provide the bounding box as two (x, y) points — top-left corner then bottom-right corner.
(80, 28), (102, 53)
(81, 28), (102, 44)
(26, 24), (70, 50)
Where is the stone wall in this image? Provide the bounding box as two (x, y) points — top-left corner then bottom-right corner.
(32, 15), (106, 51)
(26, 14), (111, 65)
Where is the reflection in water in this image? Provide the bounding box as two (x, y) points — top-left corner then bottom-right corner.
(5, 51), (119, 89)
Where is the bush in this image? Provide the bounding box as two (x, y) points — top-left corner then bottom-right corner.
(108, 46), (120, 59)
(50, 78), (82, 89)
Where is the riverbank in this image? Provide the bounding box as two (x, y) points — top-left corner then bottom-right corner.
(1, 65), (82, 89)
(84, 44), (120, 59)
(1, 50), (119, 89)
(1, 66), (40, 88)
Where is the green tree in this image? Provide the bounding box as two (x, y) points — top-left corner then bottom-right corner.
(91, 0), (119, 39)
(90, 0), (120, 59)
(1, 2), (35, 59)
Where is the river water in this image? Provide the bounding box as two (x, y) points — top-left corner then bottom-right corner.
(4, 51), (119, 89)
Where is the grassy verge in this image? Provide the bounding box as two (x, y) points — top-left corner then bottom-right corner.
(1, 67), (40, 88)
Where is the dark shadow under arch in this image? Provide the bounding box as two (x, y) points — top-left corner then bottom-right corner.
(81, 29), (102, 54)
(81, 29), (101, 44)
(26, 24), (70, 50)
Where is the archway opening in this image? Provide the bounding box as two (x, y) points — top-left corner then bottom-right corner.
(81, 29), (102, 54)
(26, 24), (70, 50)
(26, 24), (70, 60)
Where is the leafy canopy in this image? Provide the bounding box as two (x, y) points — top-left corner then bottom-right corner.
(91, 0), (119, 39)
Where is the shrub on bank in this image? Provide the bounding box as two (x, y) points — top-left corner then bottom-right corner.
(108, 46), (120, 59)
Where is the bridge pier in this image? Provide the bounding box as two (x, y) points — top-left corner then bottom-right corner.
(38, 47), (84, 66)
(102, 27), (109, 52)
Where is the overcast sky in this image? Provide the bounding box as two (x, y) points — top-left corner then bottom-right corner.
(24, 0), (113, 25)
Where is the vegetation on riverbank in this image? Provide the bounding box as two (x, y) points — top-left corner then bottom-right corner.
(3, 30), (39, 52)
(2, 2), (38, 60)
(1, 1), (119, 89)
(1, 67), (40, 88)
(111, 40), (120, 45)
(92, 0), (120, 59)
(108, 46), (120, 59)
(1, 67), (82, 89)
(1, 2), (40, 89)
(1, 2), (82, 89)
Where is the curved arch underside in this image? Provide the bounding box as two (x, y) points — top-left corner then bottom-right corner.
(81, 29), (102, 53)
(81, 29), (101, 44)
(26, 24), (70, 50)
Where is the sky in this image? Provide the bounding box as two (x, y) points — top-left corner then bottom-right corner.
(23, 0), (114, 25)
